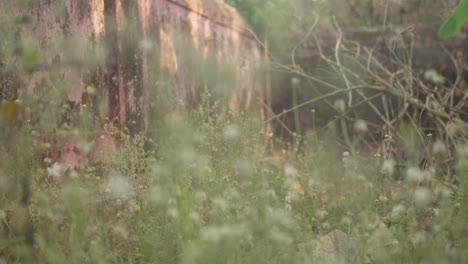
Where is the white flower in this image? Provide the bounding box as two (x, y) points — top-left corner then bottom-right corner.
(390, 204), (406, 218)
(412, 231), (426, 245)
(201, 224), (248, 243)
(284, 164), (297, 177)
(378, 195), (389, 203)
(189, 211), (200, 221)
(341, 216), (352, 225)
(432, 141), (446, 155)
(406, 167), (426, 182)
(321, 222), (331, 229)
(223, 124), (240, 140)
(354, 120), (368, 133)
(414, 188), (432, 209)
(107, 172), (131, 199)
(212, 198), (228, 211)
(47, 163), (63, 178)
(381, 159), (395, 176)
(315, 209), (328, 220)
(167, 208), (179, 219)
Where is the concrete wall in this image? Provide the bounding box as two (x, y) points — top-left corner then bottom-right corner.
(0, 0), (268, 176)
(9, 0), (266, 131)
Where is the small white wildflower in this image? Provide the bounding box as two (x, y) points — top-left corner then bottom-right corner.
(270, 228), (293, 244)
(406, 167), (424, 182)
(167, 207), (179, 219)
(188, 211), (199, 221)
(212, 198), (228, 211)
(445, 242), (457, 257)
(365, 182), (374, 189)
(69, 170), (79, 179)
(201, 224), (248, 243)
(194, 191), (207, 202)
(414, 188), (432, 209)
(308, 178), (315, 188)
(341, 216), (352, 225)
(112, 225), (128, 240)
(291, 77), (301, 85)
(390, 204), (406, 218)
(379, 195), (389, 203)
(223, 124), (240, 140)
(284, 164), (297, 177)
(342, 151), (351, 165)
(107, 173), (131, 199)
(354, 120), (368, 133)
(180, 146), (196, 164)
(424, 69), (445, 84)
(266, 189), (277, 199)
(334, 99), (346, 113)
(321, 222), (331, 230)
(47, 163), (63, 178)
(315, 209), (328, 221)
(167, 198), (176, 206)
(0, 210), (6, 221)
(76, 140), (94, 154)
(432, 141), (446, 155)
(381, 159), (396, 176)
(285, 192), (300, 203)
(440, 186), (452, 198)
(412, 231), (426, 245)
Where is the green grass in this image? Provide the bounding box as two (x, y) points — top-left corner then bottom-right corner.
(2, 91), (467, 263)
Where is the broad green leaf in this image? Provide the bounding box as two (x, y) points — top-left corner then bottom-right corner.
(438, 0), (468, 39)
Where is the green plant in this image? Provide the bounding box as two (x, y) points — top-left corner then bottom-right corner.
(439, 0), (468, 39)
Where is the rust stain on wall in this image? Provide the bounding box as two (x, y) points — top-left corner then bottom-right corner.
(17, 0), (267, 120)
(13, 0), (268, 174)
(91, 0), (105, 37)
(160, 29), (179, 76)
(155, 0), (264, 112)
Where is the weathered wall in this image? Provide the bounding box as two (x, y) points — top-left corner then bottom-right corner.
(9, 0), (266, 131)
(1, 0), (268, 174)
(155, 0), (263, 114)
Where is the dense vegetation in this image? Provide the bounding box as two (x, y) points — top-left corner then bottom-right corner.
(1, 0), (468, 263)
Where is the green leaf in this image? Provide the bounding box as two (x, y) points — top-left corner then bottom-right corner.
(438, 0), (468, 39)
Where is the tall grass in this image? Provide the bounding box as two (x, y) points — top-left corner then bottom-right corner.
(2, 85), (467, 263)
